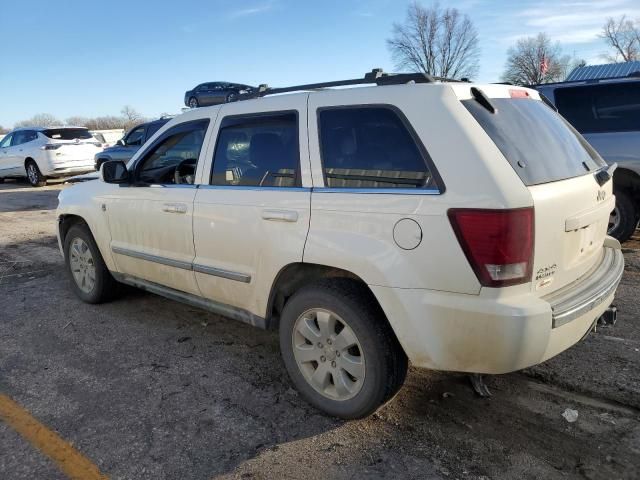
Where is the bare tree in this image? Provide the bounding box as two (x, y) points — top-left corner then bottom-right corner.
(14, 113), (62, 128)
(121, 105), (142, 122)
(65, 116), (90, 127)
(0, 125), (9, 134)
(601, 16), (639, 62)
(501, 33), (574, 85)
(387, 1), (480, 79)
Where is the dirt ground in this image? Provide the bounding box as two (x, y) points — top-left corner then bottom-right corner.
(1, 180), (639, 480)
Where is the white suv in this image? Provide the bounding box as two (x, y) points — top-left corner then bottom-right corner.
(0, 127), (102, 186)
(56, 70), (624, 419)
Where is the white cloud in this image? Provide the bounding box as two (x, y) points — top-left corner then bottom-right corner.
(228, 1), (276, 18)
(514, 0), (640, 44)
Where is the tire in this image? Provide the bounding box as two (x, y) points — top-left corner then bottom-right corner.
(63, 223), (118, 304)
(188, 97), (199, 108)
(25, 160), (46, 187)
(225, 92), (237, 103)
(608, 189), (638, 243)
(279, 279), (408, 419)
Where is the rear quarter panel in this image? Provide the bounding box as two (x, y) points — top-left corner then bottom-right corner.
(304, 84), (534, 294)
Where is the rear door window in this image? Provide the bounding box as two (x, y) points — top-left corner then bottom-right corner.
(463, 97), (605, 186)
(554, 82), (640, 133)
(318, 107), (438, 189)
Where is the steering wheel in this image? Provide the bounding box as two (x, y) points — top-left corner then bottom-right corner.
(173, 159), (197, 184)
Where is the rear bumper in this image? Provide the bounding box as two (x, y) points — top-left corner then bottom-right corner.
(543, 246), (624, 328)
(44, 162), (95, 177)
(371, 245), (624, 374)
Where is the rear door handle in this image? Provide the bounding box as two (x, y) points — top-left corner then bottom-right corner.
(261, 209), (298, 222)
(162, 203), (188, 214)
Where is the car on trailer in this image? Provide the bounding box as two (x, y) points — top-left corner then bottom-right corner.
(536, 66), (640, 242)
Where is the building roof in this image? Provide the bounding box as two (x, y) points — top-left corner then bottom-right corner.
(566, 61), (640, 81)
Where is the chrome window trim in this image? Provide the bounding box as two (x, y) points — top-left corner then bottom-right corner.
(111, 246), (251, 283)
(198, 185), (311, 192)
(312, 187), (441, 195)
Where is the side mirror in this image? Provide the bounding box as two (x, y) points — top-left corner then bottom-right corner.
(101, 160), (130, 184)
(116, 139), (124, 146)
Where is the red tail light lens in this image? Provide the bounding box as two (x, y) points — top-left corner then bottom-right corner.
(448, 208), (534, 287)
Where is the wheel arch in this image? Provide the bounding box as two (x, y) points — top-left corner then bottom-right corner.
(24, 156), (36, 167)
(58, 214), (89, 247)
(265, 262), (404, 353)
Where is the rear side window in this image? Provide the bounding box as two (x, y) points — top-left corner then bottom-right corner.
(463, 97), (605, 186)
(318, 107), (436, 189)
(42, 128), (92, 140)
(12, 130), (37, 145)
(554, 82), (640, 133)
(210, 112), (300, 187)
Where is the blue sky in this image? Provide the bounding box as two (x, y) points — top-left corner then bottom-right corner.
(1, 0), (638, 127)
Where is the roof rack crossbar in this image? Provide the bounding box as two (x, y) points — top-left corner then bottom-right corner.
(238, 68), (463, 100)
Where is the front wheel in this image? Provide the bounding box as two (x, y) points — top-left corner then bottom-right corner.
(188, 97), (199, 108)
(64, 223), (118, 303)
(279, 280), (407, 419)
(608, 189), (638, 243)
(25, 160), (46, 187)
(225, 92), (237, 103)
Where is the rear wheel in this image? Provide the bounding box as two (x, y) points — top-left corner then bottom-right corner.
(25, 160), (46, 187)
(608, 189), (638, 242)
(225, 92), (237, 103)
(188, 97), (199, 108)
(279, 280), (407, 419)
(64, 223), (118, 303)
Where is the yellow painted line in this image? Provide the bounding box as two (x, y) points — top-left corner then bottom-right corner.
(0, 394), (108, 480)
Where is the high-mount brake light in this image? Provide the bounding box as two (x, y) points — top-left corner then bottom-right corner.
(509, 89), (530, 98)
(448, 208), (534, 287)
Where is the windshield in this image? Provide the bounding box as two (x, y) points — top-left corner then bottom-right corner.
(43, 128), (93, 140)
(463, 98), (606, 186)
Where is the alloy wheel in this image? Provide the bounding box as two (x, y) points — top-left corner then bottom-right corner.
(69, 237), (96, 294)
(608, 206), (620, 234)
(292, 308), (365, 401)
(27, 164), (38, 185)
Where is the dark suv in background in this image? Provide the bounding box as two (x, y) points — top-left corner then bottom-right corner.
(94, 117), (170, 170)
(537, 71), (640, 242)
(184, 82), (255, 108)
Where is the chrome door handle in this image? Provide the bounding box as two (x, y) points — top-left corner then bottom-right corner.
(162, 203), (188, 214)
(261, 209), (298, 222)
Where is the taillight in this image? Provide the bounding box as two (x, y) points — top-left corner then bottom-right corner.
(41, 144), (62, 150)
(448, 208), (534, 287)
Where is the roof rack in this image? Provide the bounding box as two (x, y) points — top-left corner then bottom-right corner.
(238, 68), (464, 100)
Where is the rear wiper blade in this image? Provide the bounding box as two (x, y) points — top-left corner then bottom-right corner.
(594, 163), (616, 186)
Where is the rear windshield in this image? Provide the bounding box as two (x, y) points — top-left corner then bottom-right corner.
(463, 97), (605, 186)
(43, 128), (93, 140)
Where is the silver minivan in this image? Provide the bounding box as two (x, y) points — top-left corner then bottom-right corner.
(536, 76), (640, 242)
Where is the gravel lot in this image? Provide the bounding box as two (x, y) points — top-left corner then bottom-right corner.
(1, 180), (639, 480)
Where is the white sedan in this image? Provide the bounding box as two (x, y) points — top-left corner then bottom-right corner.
(0, 127), (102, 187)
